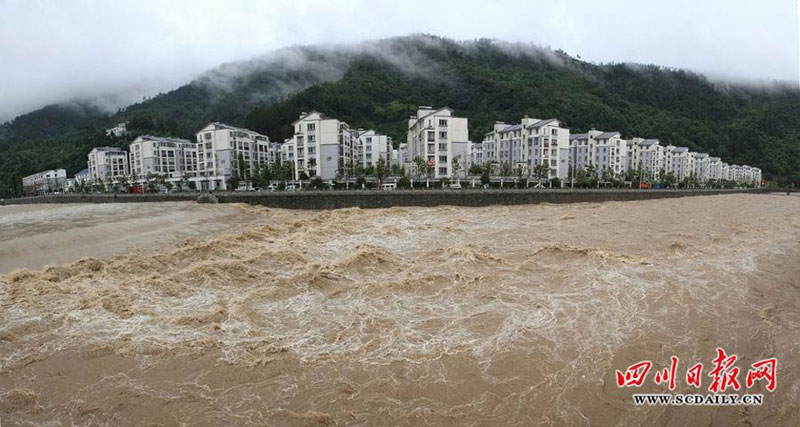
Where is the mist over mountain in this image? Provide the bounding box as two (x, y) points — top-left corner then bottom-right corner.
(1, 34), (799, 197)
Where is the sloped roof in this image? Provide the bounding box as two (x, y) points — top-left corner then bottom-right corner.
(596, 131), (621, 139)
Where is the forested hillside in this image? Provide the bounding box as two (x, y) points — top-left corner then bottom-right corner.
(1, 35), (798, 197)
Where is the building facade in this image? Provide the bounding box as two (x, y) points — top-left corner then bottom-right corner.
(88, 147), (129, 183)
(289, 112), (359, 181)
(407, 106), (470, 179)
(22, 169), (67, 196)
(193, 122), (275, 190)
(356, 129), (392, 169)
(129, 135), (197, 182)
(569, 130), (627, 179)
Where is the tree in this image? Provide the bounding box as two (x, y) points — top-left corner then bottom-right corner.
(533, 163), (549, 183)
(469, 164), (483, 175)
(374, 157), (389, 186)
(499, 162), (513, 177)
(480, 168), (491, 186)
(227, 171), (240, 190)
(412, 156), (428, 180)
(118, 175), (130, 192)
(237, 153), (247, 182)
(451, 156), (463, 181)
(180, 173), (191, 191)
(663, 172), (677, 188)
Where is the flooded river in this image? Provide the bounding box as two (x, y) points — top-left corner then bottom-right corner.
(0, 194), (798, 426)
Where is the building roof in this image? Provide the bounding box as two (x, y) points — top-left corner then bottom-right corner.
(291, 111), (327, 125)
(596, 131), (621, 139)
(526, 118), (558, 129)
(136, 135), (192, 145)
(89, 146), (125, 153)
(499, 124), (522, 133)
(640, 139), (660, 146)
(75, 168), (89, 177)
(415, 106), (454, 122)
(569, 133), (589, 140)
(673, 147), (689, 153)
(709, 157), (721, 162)
(203, 122), (269, 139)
(694, 153), (709, 158)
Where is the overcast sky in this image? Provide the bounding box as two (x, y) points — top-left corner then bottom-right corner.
(1, 0), (797, 122)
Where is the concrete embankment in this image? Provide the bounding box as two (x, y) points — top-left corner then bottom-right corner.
(0, 188), (776, 210)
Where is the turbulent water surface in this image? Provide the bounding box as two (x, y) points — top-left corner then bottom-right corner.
(0, 194), (798, 426)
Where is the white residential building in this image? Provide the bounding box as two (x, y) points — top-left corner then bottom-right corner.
(481, 117), (570, 180)
(708, 157), (723, 181)
(394, 143), (409, 168)
(22, 168), (67, 196)
(129, 135), (197, 182)
(693, 153), (710, 184)
(193, 122), (275, 190)
(407, 106), (470, 179)
(470, 142), (483, 168)
(105, 122), (129, 138)
(625, 138), (642, 172)
(637, 139), (664, 181)
(667, 146), (692, 182)
(526, 118), (570, 180)
(569, 130), (627, 179)
(356, 129), (392, 169)
(290, 111), (358, 181)
(88, 147), (129, 183)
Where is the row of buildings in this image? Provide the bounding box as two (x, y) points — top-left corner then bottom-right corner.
(22, 106), (762, 194)
(471, 117), (762, 185)
(77, 115), (393, 191)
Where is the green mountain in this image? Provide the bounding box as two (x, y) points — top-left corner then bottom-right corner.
(1, 35), (799, 197)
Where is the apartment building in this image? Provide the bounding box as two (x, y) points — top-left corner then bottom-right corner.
(407, 106), (470, 179)
(193, 122), (275, 190)
(481, 117), (569, 180)
(626, 138), (642, 172)
(637, 139), (664, 181)
(693, 153), (710, 183)
(394, 143), (410, 168)
(129, 135), (197, 181)
(708, 157), (723, 181)
(65, 168), (89, 192)
(753, 168), (762, 186)
(88, 147), (129, 183)
(526, 118), (570, 180)
(356, 129), (392, 169)
(470, 142), (483, 167)
(569, 130), (627, 179)
(22, 168), (67, 196)
(105, 122), (128, 137)
(289, 111), (359, 181)
(667, 146), (692, 181)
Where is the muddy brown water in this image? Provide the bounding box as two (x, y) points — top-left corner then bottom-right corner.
(0, 194), (798, 426)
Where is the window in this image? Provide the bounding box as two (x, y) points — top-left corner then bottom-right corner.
(439, 119), (447, 127)
(307, 123), (315, 131)
(439, 155), (447, 162)
(204, 133), (211, 140)
(439, 167), (447, 174)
